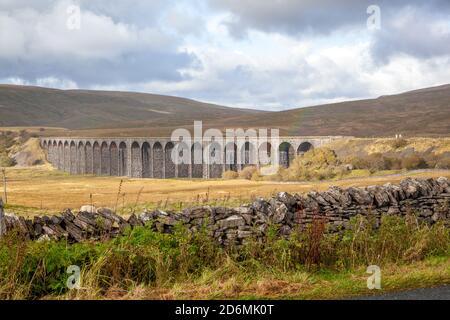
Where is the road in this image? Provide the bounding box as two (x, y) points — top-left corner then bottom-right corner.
(354, 285), (450, 300)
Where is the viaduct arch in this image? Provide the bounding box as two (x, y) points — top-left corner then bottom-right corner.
(40, 136), (345, 179)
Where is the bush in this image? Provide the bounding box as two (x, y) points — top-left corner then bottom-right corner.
(366, 153), (386, 171)
(222, 170), (238, 179)
(300, 147), (340, 167)
(344, 153), (405, 171)
(238, 166), (258, 180)
(383, 156), (403, 170)
(434, 157), (450, 169)
(390, 138), (408, 149)
(402, 154), (428, 170)
(0, 152), (15, 167)
(276, 147), (343, 181)
(17, 130), (31, 144)
(344, 155), (370, 170)
(425, 153), (439, 168)
(0, 131), (16, 150)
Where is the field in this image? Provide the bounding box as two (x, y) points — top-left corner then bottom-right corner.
(1, 141), (449, 300)
(2, 165), (450, 217)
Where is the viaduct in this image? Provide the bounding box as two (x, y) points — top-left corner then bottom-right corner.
(40, 136), (346, 179)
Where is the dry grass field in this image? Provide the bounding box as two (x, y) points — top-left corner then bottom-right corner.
(2, 165), (450, 216)
(327, 137), (450, 158)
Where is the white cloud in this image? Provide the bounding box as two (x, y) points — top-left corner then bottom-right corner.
(0, 14), (26, 58)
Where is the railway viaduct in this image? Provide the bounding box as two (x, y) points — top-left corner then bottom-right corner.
(40, 136), (346, 179)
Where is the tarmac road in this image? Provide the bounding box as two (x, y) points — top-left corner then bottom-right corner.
(354, 285), (450, 300)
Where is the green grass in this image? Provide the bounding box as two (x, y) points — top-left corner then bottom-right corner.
(0, 214), (448, 300)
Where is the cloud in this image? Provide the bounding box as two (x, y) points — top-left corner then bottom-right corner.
(126, 27), (450, 111)
(0, 0), (196, 86)
(210, 0), (365, 38)
(129, 33), (375, 110)
(1, 0), (450, 111)
(209, 0), (450, 37)
(371, 6), (450, 63)
(163, 5), (206, 36)
(209, 0), (450, 64)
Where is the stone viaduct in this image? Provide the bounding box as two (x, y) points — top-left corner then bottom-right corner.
(40, 136), (346, 179)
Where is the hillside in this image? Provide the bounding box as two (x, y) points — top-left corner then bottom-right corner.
(226, 84), (450, 137)
(0, 85), (263, 130)
(0, 84), (449, 137)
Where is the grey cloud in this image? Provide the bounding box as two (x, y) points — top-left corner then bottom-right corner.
(80, 0), (168, 27)
(0, 51), (194, 86)
(0, 0), (198, 86)
(210, 0), (450, 62)
(211, 0), (365, 38)
(371, 9), (450, 63)
(1, 0), (203, 30)
(0, 0), (167, 26)
(0, 0), (55, 11)
(168, 57), (371, 110)
(210, 0), (450, 36)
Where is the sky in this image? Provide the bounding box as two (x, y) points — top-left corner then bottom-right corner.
(1, 0), (450, 111)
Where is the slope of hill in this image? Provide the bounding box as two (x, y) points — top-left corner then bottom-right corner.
(0, 84), (449, 137)
(226, 84), (450, 137)
(0, 85), (263, 130)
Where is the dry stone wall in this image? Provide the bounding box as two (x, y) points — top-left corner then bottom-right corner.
(1, 177), (449, 244)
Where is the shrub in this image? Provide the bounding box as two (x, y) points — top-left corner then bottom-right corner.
(222, 170), (238, 179)
(435, 157), (450, 169)
(17, 130), (31, 144)
(344, 153), (404, 171)
(300, 147), (340, 167)
(367, 153), (383, 171)
(0, 152), (15, 167)
(425, 153), (440, 168)
(402, 154), (428, 170)
(0, 131), (16, 150)
(344, 155), (370, 170)
(277, 147), (343, 181)
(383, 156), (403, 170)
(238, 166), (258, 180)
(390, 138), (408, 149)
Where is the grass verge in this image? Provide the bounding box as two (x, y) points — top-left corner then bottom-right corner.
(0, 214), (448, 300)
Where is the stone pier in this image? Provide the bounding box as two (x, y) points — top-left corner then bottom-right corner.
(40, 136), (346, 179)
